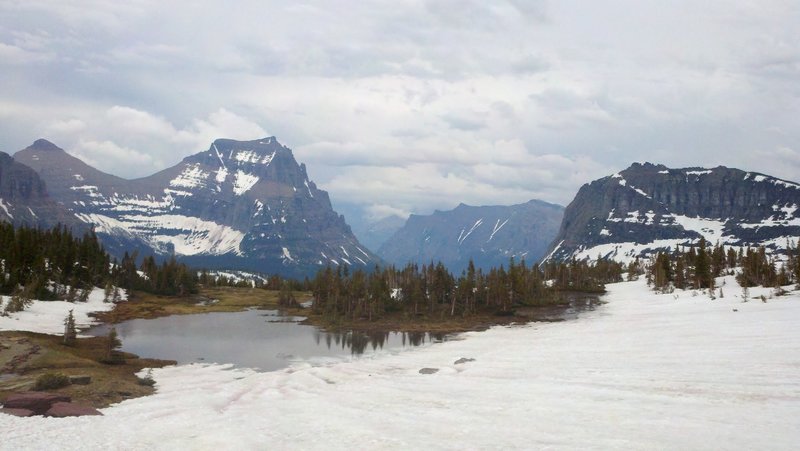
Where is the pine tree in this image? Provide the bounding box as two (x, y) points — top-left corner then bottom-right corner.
(63, 309), (77, 346)
(102, 327), (123, 363)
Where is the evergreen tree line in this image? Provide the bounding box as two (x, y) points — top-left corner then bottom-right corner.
(0, 223), (202, 311)
(112, 252), (199, 296)
(0, 223), (109, 300)
(641, 238), (800, 292)
(311, 258), (623, 321)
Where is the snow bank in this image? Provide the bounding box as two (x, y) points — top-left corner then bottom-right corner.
(2, 279), (799, 449)
(0, 287), (123, 336)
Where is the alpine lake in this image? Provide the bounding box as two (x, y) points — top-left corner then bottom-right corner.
(85, 292), (600, 372)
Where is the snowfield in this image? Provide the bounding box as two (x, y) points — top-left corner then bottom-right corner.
(2, 278), (800, 449)
(0, 287), (122, 336)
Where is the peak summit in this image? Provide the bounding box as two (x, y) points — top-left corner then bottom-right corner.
(28, 139), (64, 152)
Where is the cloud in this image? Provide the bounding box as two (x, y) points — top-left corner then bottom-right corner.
(0, 0), (798, 231)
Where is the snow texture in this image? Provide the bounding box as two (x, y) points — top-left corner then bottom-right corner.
(0, 287), (124, 336)
(0, 198), (12, 219)
(1, 278), (798, 449)
(233, 170), (259, 196)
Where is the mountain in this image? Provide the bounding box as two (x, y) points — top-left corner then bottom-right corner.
(545, 162), (800, 263)
(350, 214), (406, 253)
(13, 138), (378, 277)
(378, 200), (564, 272)
(0, 147), (78, 228)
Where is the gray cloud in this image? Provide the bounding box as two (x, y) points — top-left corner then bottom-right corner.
(0, 0), (799, 227)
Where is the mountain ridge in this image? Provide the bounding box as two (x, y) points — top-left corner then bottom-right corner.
(379, 199), (564, 272)
(12, 137), (377, 277)
(545, 162), (800, 263)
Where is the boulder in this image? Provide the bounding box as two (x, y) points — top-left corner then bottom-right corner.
(2, 392), (71, 415)
(68, 375), (92, 385)
(45, 402), (103, 417)
(0, 408), (35, 417)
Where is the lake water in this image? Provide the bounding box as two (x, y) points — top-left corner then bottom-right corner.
(85, 309), (448, 372)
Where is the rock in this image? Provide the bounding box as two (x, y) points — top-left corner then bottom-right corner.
(68, 375), (91, 385)
(0, 407), (35, 417)
(545, 163), (800, 263)
(45, 402), (103, 417)
(419, 368), (439, 374)
(2, 392), (71, 415)
(454, 358), (475, 365)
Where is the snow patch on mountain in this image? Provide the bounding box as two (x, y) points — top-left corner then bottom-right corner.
(170, 164), (209, 189)
(233, 171), (259, 196)
(0, 198), (12, 219)
(669, 214), (730, 243)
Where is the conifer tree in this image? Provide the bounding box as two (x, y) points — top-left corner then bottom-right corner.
(63, 309), (77, 346)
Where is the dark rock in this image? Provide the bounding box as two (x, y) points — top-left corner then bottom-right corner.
(13, 137), (378, 278)
(2, 392), (71, 415)
(379, 200), (563, 273)
(454, 358), (475, 365)
(419, 368), (439, 374)
(0, 151), (79, 229)
(0, 407), (35, 417)
(45, 402), (103, 417)
(545, 163), (800, 262)
(68, 375), (91, 385)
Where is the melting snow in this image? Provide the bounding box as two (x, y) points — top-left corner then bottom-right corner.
(669, 214), (730, 243)
(488, 218), (509, 242)
(0, 287), (125, 335)
(685, 170), (712, 176)
(457, 219), (483, 245)
(3, 279), (798, 449)
(233, 171), (259, 196)
(170, 164), (209, 189)
(281, 247), (294, 262)
(215, 167), (228, 184)
(119, 214), (245, 256)
(0, 198), (12, 219)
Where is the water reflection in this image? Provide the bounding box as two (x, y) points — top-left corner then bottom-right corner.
(313, 330), (446, 355)
(85, 309), (449, 372)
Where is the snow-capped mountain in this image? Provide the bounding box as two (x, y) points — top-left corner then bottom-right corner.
(0, 148), (78, 229)
(378, 200), (564, 272)
(545, 162), (800, 263)
(13, 138), (377, 277)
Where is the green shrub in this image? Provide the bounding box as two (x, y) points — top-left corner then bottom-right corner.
(34, 372), (71, 390)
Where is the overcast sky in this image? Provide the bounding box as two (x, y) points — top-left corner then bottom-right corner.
(1, 0), (798, 222)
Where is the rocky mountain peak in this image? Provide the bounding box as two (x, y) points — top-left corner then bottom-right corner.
(9, 137), (377, 277)
(545, 163), (800, 263)
(28, 139), (65, 153)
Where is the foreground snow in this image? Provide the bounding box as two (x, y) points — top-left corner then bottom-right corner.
(2, 278), (800, 449)
(0, 288), (123, 336)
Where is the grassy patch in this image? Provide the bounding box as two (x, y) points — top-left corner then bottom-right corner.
(0, 331), (175, 408)
(94, 287), (312, 323)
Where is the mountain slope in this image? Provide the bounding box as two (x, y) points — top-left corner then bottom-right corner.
(379, 200), (564, 272)
(545, 162), (800, 263)
(0, 148), (78, 228)
(14, 138), (377, 276)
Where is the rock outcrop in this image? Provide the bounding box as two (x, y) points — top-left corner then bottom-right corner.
(13, 138), (378, 277)
(545, 163), (800, 263)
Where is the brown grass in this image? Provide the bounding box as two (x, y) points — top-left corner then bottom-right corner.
(94, 287), (312, 323)
(0, 331), (175, 408)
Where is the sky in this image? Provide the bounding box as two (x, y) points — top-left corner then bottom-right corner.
(0, 0), (799, 224)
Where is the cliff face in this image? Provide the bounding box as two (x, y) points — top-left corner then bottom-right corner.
(13, 138), (377, 277)
(0, 148), (77, 228)
(379, 200), (564, 272)
(547, 163), (800, 263)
